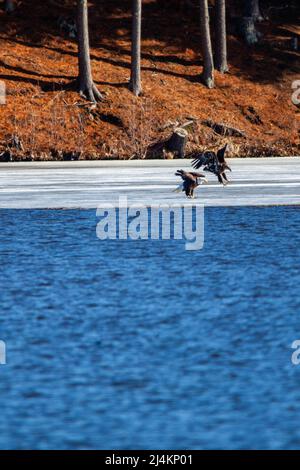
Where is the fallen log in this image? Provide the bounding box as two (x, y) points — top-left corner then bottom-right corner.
(202, 120), (246, 138)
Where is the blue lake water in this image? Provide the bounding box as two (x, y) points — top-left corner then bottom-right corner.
(1, 207), (300, 449)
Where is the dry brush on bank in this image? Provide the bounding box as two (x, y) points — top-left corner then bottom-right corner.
(0, 0), (299, 160)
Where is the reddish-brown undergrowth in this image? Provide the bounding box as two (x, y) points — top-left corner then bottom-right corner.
(0, 0), (299, 159)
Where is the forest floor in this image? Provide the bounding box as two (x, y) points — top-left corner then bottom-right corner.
(0, 0), (299, 160)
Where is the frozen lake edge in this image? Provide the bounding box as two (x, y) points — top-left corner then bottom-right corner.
(1, 157), (300, 208)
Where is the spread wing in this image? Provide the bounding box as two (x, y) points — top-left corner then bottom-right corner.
(216, 144), (228, 164)
(192, 151), (216, 170)
(189, 171), (206, 178)
(175, 170), (196, 182)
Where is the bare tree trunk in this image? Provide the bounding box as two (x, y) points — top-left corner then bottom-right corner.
(77, 0), (102, 102)
(130, 0), (142, 96)
(241, 0), (262, 45)
(245, 0), (263, 21)
(4, 0), (15, 12)
(215, 0), (228, 73)
(166, 128), (188, 158)
(199, 0), (214, 88)
(251, 0), (263, 21)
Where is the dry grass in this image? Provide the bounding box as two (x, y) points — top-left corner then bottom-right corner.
(123, 98), (156, 159)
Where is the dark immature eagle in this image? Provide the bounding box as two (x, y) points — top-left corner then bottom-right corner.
(191, 144), (232, 185)
(174, 170), (208, 198)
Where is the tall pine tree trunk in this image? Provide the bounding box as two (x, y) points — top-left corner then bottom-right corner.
(130, 0), (142, 96)
(245, 0), (263, 21)
(77, 0), (102, 102)
(241, 0), (262, 45)
(215, 0), (228, 73)
(4, 0), (15, 12)
(199, 0), (214, 88)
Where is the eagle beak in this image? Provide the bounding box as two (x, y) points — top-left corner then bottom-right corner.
(203, 178), (209, 184)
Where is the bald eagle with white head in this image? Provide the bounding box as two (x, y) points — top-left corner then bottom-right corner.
(174, 170), (208, 198)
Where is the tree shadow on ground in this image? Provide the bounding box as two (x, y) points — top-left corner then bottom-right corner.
(0, 0), (299, 91)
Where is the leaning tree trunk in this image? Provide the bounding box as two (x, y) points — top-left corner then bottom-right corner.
(199, 0), (214, 88)
(130, 0), (142, 96)
(215, 0), (228, 73)
(240, 0), (262, 45)
(77, 0), (102, 102)
(4, 0), (15, 12)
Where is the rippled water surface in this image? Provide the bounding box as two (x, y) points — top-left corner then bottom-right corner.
(1, 207), (300, 449)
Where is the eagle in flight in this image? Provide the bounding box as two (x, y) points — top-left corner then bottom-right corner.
(191, 144), (232, 185)
(174, 170), (208, 198)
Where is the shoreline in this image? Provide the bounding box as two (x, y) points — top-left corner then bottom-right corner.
(1, 157), (300, 208)
(1, 156), (300, 170)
